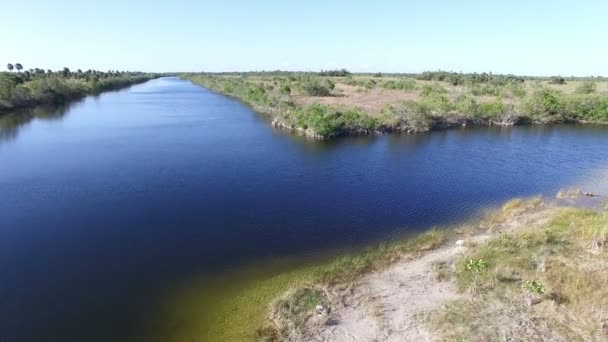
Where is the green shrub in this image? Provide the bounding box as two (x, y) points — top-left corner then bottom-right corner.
(563, 95), (608, 121)
(549, 76), (566, 85)
(380, 102), (434, 132)
(419, 93), (451, 113)
(501, 83), (527, 98)
(520, 88), (566, 121)
(420, 82), (448, 97)
(575, 81), (597, 94)
(302, 78), (334, 96)
(478, 99), (505, 118)
(364, 79), (377, 90)
(382, 78), (416, 91)
(453, 95), (479, 116)
(470, 84), (501, 96)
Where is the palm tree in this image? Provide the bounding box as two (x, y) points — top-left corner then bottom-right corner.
(7, 63), (14, 72)
(15, 63), (23, 72)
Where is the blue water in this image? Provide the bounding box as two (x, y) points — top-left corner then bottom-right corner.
(1, 77), (607, 341)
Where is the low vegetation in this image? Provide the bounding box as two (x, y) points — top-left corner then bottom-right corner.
(183, 70), (608, 139)
(256, 196), (608, 341)
(433, 205), (608, 340)
(1, 63), (159, 113)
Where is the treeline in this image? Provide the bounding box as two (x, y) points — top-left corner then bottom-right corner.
(195, 70), (607, 83)
(417, 71), (525, 86)
(1, 63), (159, 113)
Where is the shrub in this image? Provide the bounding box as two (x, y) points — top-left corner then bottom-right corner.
(382, 78), (416, 92)
(563, 95), (608, 121)
(420, 82), (448, 97)
(520, 88), (566, 121)
(364, 79), (377, 90)
(575, 81), (597, 94)
(549, 76), (566, 85)
(419, 93), (451, 113)
(478, 99), (505, 118)
(470, 84), (501, 96)
(380, 102), (434, 132)
(453, 95), (479, 116)
(302, 78), (334, 97)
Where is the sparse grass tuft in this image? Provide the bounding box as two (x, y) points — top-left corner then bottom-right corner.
(481, 197), (544, 230)
(433, 206), (608, 341)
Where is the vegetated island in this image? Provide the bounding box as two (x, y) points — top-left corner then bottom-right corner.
(1, 63), (160, 114)
(183, 70), (608, 139)
(199, 191), (607, 341)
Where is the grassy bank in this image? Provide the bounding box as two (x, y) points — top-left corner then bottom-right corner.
(432, 205), (608, 340)
(252, 196), (607, 341)
(146, 196), (605, 341)
(183, 71), (608, 139)
(1, 66), (159, 113)
(145, 228), (447, 342)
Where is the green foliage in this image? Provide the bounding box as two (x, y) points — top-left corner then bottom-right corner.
(420, 82), (448, 97)
(562, 95), (608, 121)
(522, 280), (545, 294)
(319, 69), (350, 77)
(382, 78), (416, 91)
(0, 66), (157, 112)
(292, 104), (379, 137)
(364, 79), (377, 90)
(575, 81), (597, 94)
(300, 77), (334, 97)
(549, 76), (566, 85)
(470, 84), (501, 96)
(380, 102), (433, 132)
(419, 71), (525, 86)
(478, 99), (505, 118)
(520, 88), (566, 121)
(465, 259), (488, 273)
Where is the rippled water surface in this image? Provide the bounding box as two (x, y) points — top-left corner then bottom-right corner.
(1, 77), (607, 341)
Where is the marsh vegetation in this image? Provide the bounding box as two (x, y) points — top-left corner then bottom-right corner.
(1, 63), (159, 113)
(183, 71), (608, 139)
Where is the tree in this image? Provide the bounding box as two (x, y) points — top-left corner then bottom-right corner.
(7, 63), (14, 72)
(62, 67), (70, 77)
(15, 63), (23, 72)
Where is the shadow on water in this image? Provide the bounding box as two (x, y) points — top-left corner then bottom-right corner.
(0, 103), (77, 143)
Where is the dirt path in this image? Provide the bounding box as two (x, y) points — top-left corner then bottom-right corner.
(294, 204), (562, 342)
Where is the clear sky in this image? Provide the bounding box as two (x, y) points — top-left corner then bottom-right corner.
(2, 0), (607, 75)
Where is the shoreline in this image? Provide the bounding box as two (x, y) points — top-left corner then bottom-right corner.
(0, 75), (159, 116)
(154, 192), (606, 342)
(259, 194), (607, 341)
(183, 74), (608, 140)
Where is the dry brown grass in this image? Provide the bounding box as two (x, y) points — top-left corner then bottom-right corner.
(292, 83), (419, 116)
(432, 206), (608, 341)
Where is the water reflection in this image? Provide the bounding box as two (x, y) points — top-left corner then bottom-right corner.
(0, 103), (75, 143)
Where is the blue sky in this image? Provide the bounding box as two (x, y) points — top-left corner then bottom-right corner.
(2, 0), (607, 75)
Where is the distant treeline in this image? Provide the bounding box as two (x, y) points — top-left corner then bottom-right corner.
(194, 69), (607, 83)
(1, 63), (159, 113)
